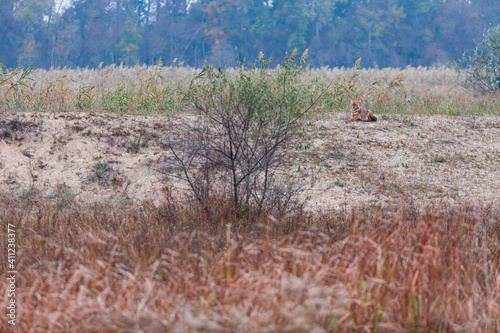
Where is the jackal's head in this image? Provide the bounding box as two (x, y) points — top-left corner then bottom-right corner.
(350, 100), (361, 111)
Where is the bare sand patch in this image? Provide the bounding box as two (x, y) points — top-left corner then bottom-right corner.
(1, 111), (499, 209)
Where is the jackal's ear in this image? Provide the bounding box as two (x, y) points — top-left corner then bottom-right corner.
(350, 99), (354, 103)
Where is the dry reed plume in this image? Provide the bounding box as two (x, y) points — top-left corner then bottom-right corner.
(1, 194), (499, 332)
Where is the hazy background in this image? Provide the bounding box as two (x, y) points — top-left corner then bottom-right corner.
(1, 0), (499, 69)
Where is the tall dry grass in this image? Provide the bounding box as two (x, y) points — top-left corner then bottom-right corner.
(1, 64), (499, 116)
(1, 193), (499, 332)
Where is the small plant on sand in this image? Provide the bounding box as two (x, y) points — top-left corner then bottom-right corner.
(93, 160), (110, 179)
(335, 176), (346, 187)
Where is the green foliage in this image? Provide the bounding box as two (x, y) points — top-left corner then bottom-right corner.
(22, 149), (32, 157)
(116, 19), (141, 66)
(0, 64), (34, 110)
(187, 51), (321, 146)
(0, 65), (33, 89)
(93, 160), (109, 172)
(335, 177), (346, 188)
(101, 85), (131, 113)
(461, 25), (500, 93)
(101, 78), (179, 115)
(93, 160), (110, 179)
(173, 52), (325, 213)
(75, 85), (96, 110)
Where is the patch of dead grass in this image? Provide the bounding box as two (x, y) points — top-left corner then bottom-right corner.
(0, 194), (499, 332)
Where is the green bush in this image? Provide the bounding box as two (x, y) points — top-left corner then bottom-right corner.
(461, 25), (500, 93)
(167, 51), (327, 215)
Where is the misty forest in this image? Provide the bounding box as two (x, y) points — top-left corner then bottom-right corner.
(1, 0), (500, 69)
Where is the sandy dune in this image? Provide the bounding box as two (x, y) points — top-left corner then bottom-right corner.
(1, 111), (499, 209)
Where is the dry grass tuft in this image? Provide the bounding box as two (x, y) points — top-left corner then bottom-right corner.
(1, 194), (499, 332)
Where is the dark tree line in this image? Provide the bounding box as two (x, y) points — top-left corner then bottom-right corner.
(1, 0), (499, 69)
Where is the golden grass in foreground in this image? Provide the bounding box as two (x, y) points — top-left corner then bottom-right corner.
(1, 196), (499, 332)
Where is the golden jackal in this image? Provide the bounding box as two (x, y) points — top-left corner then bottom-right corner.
(350, 100), (377, 121)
